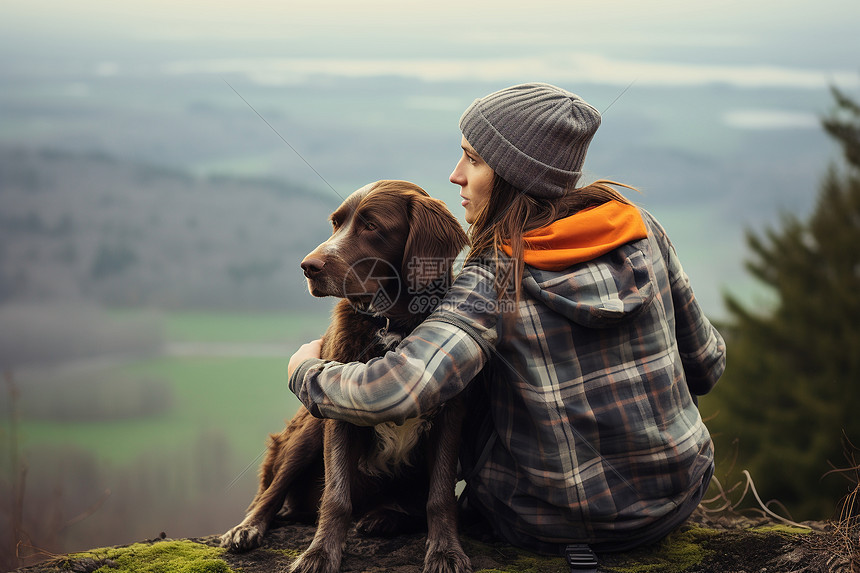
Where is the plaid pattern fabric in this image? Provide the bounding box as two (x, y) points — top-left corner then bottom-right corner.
(289, 209), (725, 548)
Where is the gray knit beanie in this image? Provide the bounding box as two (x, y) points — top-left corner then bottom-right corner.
(459, 82), (601, 198)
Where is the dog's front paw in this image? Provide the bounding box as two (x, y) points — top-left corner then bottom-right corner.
(423, 546), (472, 573)
(289, 546), (341, 573)
(220, 523), (265, 552)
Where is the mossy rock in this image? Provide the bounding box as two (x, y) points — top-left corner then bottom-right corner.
(38, 540), (232, 573)
(597, 522), (815, 572)
(13, 517), (848, 573)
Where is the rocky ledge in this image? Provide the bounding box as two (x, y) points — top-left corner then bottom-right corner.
(12, 510), (857, 573)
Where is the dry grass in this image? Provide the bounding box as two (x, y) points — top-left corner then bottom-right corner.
(810, 435), (860, 572)
(696, 435), (860, 571)
(697, 438), (815, 530)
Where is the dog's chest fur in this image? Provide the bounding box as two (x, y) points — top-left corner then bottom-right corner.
(360, 416), (433, 477)
(321, 300), (434, 477)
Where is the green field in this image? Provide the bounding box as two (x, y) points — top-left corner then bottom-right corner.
(162, 310), (330, 343)
(0, 309), (346, 551)
(17, 356), (302, 466)
(11, 311), (330, 467)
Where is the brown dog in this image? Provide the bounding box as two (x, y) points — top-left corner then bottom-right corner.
(221, 180), (472, 573)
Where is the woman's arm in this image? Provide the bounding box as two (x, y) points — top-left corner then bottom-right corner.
(662, 235), (726, 395)
(289, 321), (487, 426)
(641, 209), (726, 395)
(288, 264), (501, 426)
(669, 246), (726, 395)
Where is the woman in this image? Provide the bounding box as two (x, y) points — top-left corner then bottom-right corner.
(288, 83), (725, 554)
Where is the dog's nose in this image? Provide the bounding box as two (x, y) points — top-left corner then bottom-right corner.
(301, 257), (326, 277)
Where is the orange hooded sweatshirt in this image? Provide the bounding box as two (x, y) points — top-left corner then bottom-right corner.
(501, 200), (648, 271)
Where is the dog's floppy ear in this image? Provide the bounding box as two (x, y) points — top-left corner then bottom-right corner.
(402, 192), (469, 293)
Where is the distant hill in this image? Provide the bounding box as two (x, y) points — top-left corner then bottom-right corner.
(0, 147), (342, 310)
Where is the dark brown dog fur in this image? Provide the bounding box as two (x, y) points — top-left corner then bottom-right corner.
(221, 181), (472, 573)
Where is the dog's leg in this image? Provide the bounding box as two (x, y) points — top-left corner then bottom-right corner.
(222, 410), (324, 552)
(423, 397), (472, 573)
(277, 460), (324, 523)
(290, 419), (358, 573)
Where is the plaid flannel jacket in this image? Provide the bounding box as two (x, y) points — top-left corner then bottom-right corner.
(290, 209), (726, 549)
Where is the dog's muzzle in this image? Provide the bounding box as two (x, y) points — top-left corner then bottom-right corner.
(301, 256), (325, 278)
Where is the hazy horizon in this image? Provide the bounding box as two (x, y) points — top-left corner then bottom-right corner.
(3, 0), (860, 316)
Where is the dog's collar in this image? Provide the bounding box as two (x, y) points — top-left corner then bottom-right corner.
(366, 312), (404, 351)
(353, 304), (391, 334)
(370, 314), (391, 337)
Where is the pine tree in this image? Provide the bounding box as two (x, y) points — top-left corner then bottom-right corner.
(706, 85), (860, 520)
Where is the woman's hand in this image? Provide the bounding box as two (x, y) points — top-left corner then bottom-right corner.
(288, 339), (323, 379)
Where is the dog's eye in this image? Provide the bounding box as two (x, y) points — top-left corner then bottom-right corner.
(330, 219), (340, 232)
(364, 221), (377, 231)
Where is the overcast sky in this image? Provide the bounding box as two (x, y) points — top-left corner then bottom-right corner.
(3, 0), (858, 87)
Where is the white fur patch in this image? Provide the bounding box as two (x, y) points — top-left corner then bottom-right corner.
(360, 417), (433, 477)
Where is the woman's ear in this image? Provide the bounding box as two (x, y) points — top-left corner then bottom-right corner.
(402, 193), (468, 293)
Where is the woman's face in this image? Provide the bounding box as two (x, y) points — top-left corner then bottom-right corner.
(450, 136), (494, 224)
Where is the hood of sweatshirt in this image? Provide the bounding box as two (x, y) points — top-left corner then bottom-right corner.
(508, 201), (655, 328)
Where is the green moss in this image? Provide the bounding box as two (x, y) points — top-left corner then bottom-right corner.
(265, 547), (304, 559)
(469, 526), (719, 573)
(68, 540), (233, 573)
(605, 525), (719, 573)
(474, 556), (566, 573)
(497, 552), (567, 572)
(750, 524), (812, 536)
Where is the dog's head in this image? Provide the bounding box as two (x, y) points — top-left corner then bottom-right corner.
(301, 180), (468, 316)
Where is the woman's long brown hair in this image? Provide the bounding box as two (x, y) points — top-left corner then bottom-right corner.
(465, 176), (637, 311)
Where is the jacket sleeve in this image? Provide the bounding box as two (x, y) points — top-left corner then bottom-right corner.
(288, 264), (501, 426)
(644, 210), (727, 395)
(667, 241), (726, 394)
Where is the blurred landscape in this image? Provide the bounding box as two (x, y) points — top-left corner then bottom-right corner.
(0, 147), (337, 309)
(1, 309), (324, 564)
(2, 0), (859, 568)
(0, 74), (846, 316)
